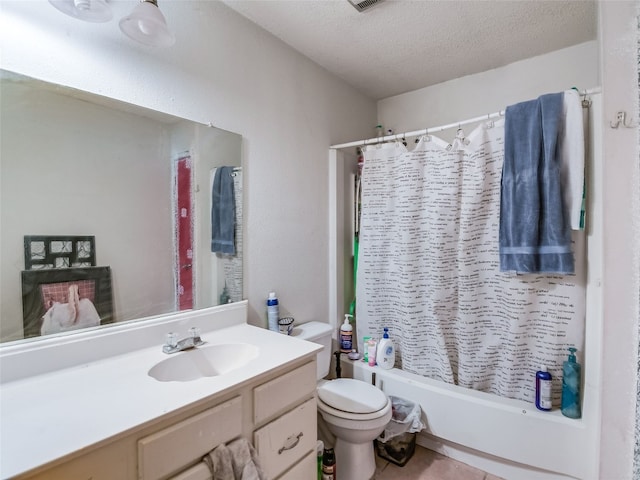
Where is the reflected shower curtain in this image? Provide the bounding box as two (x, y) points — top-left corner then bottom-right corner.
(355, 120), (585, 403)
(211, 167), (243, 303)
(221, 168), (243, 302)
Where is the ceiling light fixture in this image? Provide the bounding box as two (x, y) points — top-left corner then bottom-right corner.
(48, 0), (175, 47)
(48, 0), (113, 23)
(119, 0), (175, 48)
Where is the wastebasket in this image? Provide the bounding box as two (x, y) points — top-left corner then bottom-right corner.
(375, 396), (425, 467)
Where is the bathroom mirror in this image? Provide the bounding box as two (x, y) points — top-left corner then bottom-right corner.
(0, 70), (243, 344)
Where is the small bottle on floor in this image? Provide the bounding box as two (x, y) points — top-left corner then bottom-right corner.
(322, 447), (336, 480)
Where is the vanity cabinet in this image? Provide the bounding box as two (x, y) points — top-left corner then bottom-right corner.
(20, 359), (317, 480)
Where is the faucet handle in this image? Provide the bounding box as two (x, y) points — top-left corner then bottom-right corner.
(166, 332), (178, 348)
(188, 326), (204, 345)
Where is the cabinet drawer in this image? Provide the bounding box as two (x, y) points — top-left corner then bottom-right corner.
(277, 450), (317, 480)
(138, 396), (242, 480)
(253, 361), (316, 425)
(254, 397), (317, 479)
(168, 463), (210, 480)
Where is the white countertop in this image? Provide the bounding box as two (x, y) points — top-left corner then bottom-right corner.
(0, 312), (321, 479)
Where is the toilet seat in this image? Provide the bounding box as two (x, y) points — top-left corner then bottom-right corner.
(317, 379), (389, 418)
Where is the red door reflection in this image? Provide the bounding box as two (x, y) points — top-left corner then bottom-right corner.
(175, 155), (193, 310)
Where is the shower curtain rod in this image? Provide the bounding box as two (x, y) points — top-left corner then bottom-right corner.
(330, 86), (601, 150)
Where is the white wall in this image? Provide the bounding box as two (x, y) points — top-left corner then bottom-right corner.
(378, 41), (599, 137)
(597, 2), (639, 479)
(0, 1), (377, 329)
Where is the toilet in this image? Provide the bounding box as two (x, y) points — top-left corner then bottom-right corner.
(292, 321), (392, 480)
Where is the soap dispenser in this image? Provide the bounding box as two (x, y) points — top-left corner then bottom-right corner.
(340, 314), (353, 353)
(561, 347), (581, 419)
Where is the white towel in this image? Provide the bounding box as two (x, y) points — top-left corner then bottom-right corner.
(560, 89), (586, 230)
(227, 438), (265, 480)
(203, 438), (265, 480)
(203, 444), (234, 480)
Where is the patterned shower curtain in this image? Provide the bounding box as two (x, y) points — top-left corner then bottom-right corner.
(355, 119), (586, 403)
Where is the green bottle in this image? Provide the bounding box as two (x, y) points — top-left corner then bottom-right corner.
(561, 347), (581, 419)
(317, 440), (324, 480)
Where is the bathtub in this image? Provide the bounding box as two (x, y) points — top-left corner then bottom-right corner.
(344, 360), (599, 480)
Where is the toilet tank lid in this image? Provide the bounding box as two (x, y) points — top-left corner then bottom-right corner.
(318, 379), (388, 414)
(290, 321), (333, 342)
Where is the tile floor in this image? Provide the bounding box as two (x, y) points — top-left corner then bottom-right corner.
(374, 444), (504, 480)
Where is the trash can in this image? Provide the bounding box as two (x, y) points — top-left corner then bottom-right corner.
(375, 396), (425, 467)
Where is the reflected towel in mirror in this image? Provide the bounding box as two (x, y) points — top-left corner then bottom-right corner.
(211, 166), (236, 255)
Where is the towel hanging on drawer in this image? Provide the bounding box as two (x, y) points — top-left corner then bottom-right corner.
(203, 437), (266, 480)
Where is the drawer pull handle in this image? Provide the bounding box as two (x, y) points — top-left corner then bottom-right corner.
(278, 432), (303, 454)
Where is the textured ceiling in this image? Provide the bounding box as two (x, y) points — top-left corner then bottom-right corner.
(222, 0), (597, 100)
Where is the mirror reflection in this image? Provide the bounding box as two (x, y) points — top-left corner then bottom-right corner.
(0, 70), (243, 343)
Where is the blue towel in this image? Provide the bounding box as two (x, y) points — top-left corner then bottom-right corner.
(499, 92), (574, 274)
(211, 167), (236, 255)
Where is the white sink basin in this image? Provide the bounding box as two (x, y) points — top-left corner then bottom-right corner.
(148, 343), (259, 382)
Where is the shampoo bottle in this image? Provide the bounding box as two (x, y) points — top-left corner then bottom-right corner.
(340, 314), (353, 353)
(376, 327), (395, 370)
(535, 366), (552, 411)
(561, 347), (581, 419)
(266, 292), (279, 332)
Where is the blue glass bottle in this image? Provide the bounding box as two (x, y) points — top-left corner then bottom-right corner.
(561, 347), (581, 419)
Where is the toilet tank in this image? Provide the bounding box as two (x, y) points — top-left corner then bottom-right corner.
(290, 321), (333, 380)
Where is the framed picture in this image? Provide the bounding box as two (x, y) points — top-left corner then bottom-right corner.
(21, 266), (113, 339)
(23, 235), (96, 270)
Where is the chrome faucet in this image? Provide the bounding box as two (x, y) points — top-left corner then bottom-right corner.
(163, 327), (205, 354)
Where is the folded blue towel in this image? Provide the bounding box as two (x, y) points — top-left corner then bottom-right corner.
(499, 92), (574, 274)
(211, 166), (236, 255)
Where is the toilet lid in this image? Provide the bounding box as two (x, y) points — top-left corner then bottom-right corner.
(317, 379), (388, 414)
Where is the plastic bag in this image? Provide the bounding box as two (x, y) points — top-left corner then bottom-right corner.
(378, 396), (425, 443)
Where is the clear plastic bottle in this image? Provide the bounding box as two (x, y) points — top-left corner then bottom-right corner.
(267, 292), (279, 332)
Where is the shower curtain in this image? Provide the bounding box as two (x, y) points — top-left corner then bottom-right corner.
(355, 119), (586, 403)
